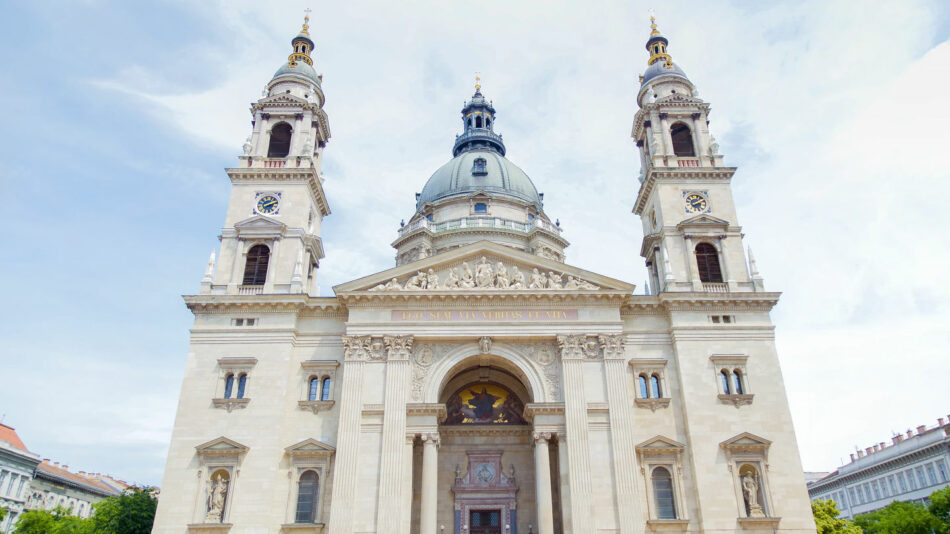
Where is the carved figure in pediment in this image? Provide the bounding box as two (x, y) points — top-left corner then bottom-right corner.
(385, 278), (402, 290)
(444, 268), (461, 289)
(564, 275), (579, 289)
(475, 257), (494, 288)
(529, 268), (546, 289)
(495, 262), (510, 288)
(548, 272), (563, 289)
(405, 271), (427, 290)
(578, 279), (600, 290)
(510, 266), (525, 289)
(460, 262), (475, 288)
(426, 269), (440, 289)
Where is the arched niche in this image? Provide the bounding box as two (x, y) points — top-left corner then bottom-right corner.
(422, 343), (547, 404)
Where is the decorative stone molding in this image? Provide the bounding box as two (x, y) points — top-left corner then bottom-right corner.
(635, 398), (672, 412)
(718, 394), (754, 408)
(522, 402), (565, 422)
(195, 437), (249, 465)
(737, 517), (781, 529)
(406, 402), (447, 422)
(279, 524), (324, 533)
(187, 524), (232, 533)
(367, 257), (599, 291)
(478, 336), (492, 354)
(720, 433), (771, 462)
(419, 432), (441, 447)
(532, 431), (554, 443)
(409, 343), (453, 402)
(645, 519), (689, 532)
(297, 400), (335, 413)
(217, 357), (258, 372)
(598, 334), (625, 359)
(558, 334), (604, 360)
(300, 360), (339, 374)
(212, 398), (250, 412)
(384, 335), (414, 360)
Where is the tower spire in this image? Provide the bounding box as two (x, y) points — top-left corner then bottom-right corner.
(645, 15), (673, 68)
(287, 9), (315, 68)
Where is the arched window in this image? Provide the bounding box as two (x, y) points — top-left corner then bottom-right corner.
(652, 467), (677, 519)
(720, 370), (731, 394)
(486, 119), (491, 129)
(638, 375), (649, 399)
(268, 122), (293, 158)
(474, 202), (487, 213)
(295, 470), (319, 523)
(236, 374), (247, 399)
(732, 370), (744, 395)
(468, 118), (473, 128)
(670, 123), (695, 157)
(224, 374), (235, 399)
(650, 375), (662, 399)
(308, 377), (320, 401)
(695, 243), (723, 283)
(321, 377), (331, 401)
(243, 245), (270, 286)
(475, 116), (483, 128)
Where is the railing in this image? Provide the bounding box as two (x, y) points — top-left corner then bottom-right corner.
(702, 282), (729, 293)
(677, 158), (700, 167)
(238, 285), (264, 295)
(398, 216), (562, 237)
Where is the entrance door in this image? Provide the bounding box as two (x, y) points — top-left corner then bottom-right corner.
(469, 510), (501, 534)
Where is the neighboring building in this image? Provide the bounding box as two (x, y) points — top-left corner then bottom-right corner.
(25, 460), (122, 520)
(804, 472), (831, 485)
(152, 15), (817, 534)
(0, 424), (40, 534)
(808, 416), (950, 518)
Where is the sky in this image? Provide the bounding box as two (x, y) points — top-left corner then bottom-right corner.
(0, 1), (948, 487)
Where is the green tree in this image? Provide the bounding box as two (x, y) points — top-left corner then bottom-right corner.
(854, 499), (941, 534)
(0, 507), (7, 522)
(12, 506), (91, 534)
(88, 486), (158, 534)
(929, 486), (950, 534)
(812, 499), (863, 534)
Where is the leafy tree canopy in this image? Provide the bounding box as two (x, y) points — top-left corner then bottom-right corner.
(12, 487), (157, 534)
(854, 499), (941, 534)
(929, 486), (950, 534)
(812, 499), (863, 534)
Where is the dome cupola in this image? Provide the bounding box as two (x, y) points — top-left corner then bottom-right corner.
(453, 76), (506, 157)
(639, 16), (691, 87)
(271, 10), (321, 86)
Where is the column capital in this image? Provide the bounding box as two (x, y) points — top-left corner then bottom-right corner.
(598, 334), (625, 360)
(532, 431), (553, 443)
(385, 335), (414, 360)
(420, 432), (441, 446)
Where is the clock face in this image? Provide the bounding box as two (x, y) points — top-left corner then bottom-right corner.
(685, 193), (708, 213)
(256, 194), (279, 215)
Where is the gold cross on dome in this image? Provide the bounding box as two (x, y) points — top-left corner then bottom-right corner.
(475, 72), (481, 91)
(304, 7), (312, 23)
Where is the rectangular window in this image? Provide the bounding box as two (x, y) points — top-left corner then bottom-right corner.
(16, 477), (25, 498)
(5, 474), (15, 495)
(907, 470), (917, 490)
(916, 467), (927, 487)
(722, 315), (733, 323)
(863, 484), (872, 502)
(927, 464), (938, 485)
(937, 461), (949, 483)
(872, 481), (881, 500)
(879, 479), (889, 497)
(888, 476), (897, 494)
(849, 488), (858, 505)
(0, 472), (7, 495)
(897, 472), (907, 492)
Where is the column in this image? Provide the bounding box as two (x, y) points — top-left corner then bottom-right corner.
(376, 336), (412, 534)
(716, 237), (737, 291)
(533, 432), (555, 534)
(603, 355), (645, 534)
(557, 336), (595, 534)
(420, 433), (440, 534)
(327, 338), (366, 534)
(683, 235), (702, 291)
(402, 435), (416, 534)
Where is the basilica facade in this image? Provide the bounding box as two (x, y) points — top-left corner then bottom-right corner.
(152, 15), (817, 534)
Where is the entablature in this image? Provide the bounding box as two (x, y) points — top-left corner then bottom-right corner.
(226, 166), (330, 217)
(633, 167), (737, 215)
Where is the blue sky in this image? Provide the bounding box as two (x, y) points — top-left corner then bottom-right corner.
(1, 1), (948, 487)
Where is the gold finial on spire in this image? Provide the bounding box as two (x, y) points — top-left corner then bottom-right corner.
(646, 10), (673, 69)
(301, 8), (312, 35)
(475, 72), (481, 92)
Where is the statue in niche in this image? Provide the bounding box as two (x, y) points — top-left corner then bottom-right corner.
(455, 464), (463, 481)
(475, 257), (494, 288)
(741, 471), (766, 517)
(479, 336), (492, 354)
(426, 269), (440, 289)
(205, 473), (228, 523)
(459, 262), (475, 288)
(547, 271), (563, 289)
(529, 268), (546, 289)
(495, 262), (510, 288)
(510, 266), (525, 289)
(444, 268), (460, 289)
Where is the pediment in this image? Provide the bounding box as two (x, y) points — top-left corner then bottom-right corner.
(285, 438), (335, 458)
(257, 93), (309, 107)
(636, 435), (686, 452)
(195, 436), (249, 455)
(720, 432), (771, 451)
(676, 214), (730, 231)
(334, 241), (635, 294)
(234, 215), (286, 238)
(656, 93), (704, 106)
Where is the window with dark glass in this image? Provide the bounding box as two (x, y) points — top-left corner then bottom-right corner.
(236, 374), (247, 399)
(243, 245), (270, 286)
(720, 370), (731, 394)
(732, 370), (744, 395)
(650, 375), (662, 398)
(475, 116), (483, 128)
(472, 158), (488, 176)
(670, 123), (695, 157)
(638, 375), (649, 399)
(224, 374), (235, 399)
(321, 377), (331, 401)
(295, 470), (319, 523)
(652, 467), (677, 519)
(309, 378), (320, 401)
(695, 243), (723, 283)
(267, 122), (293, 158)
(474, 202), (488, 213)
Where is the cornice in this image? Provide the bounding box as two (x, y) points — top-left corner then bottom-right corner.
(633, 166), (737, 215)
(659, 292), (781, 312)
(336, 290), (630, 308)
(226, 166), (330, 217)
(184, 295), (345, 315)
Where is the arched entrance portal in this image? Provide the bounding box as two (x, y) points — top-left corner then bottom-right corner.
(410, 355), (560, 534)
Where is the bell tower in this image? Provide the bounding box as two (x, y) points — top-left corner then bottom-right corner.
(201, 13), (332, 297)
(632, 17), (764, 294)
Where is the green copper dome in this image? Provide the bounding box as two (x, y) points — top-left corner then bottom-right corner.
(417, 150), (541, 209)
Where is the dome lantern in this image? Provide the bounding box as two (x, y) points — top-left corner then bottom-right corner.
(453, 77), (506, 157)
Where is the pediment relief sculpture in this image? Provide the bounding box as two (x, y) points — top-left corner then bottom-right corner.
(368, 256), (599, 292)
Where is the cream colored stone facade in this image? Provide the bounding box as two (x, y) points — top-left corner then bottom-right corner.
(152, 17), (816, 534)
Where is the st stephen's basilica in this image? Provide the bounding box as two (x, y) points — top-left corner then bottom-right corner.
(152, 14), (817, 534)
